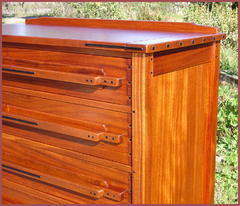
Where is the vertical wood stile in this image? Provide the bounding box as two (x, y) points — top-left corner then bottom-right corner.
(132, 53), (153, 204)
(205, 41), (221, 203)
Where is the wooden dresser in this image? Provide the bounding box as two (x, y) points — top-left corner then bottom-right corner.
(2, 18), (225, 204)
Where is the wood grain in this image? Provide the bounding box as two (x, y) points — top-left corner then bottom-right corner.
(3, 85), (131, 113)
(2, 18), (224, 204)
(3, 91), (130, 133)
(26, 17), (219, 34)
(153, 42), (213, 75)
(132, 43), (219, 204)
(3, 42), (133, 59)
(3, 90), (131, 164)
(132, 53), (153, 204)
(2, 129), (131, 173)
(3, 133), (131, 203)
(3, 46), (131, 105)
(3, 171), (129, 204)
(3, 178), (74, 204)
(3, 18), (225, 53)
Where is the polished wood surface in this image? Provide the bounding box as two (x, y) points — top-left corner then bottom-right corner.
(153, 42), (213, 75)
(3, 85), (131, 113)
(132, 53), (153, 204)
(131, 41), (220, 203)
(3, 133), (130, 204)
(3, 91), (131, 164)
(3, 179), (74, 204)
(3, 172), (128, 204)
(3, 18), (225, 53)
(2, 18), (224, 204)
(26, 17), (219, 33)
(3, 46), (131, 105)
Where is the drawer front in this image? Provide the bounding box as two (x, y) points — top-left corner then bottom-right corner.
(3, 133), (131, 204)
(3, 91), (131, 164)
(3, 178), (74, 204)
(3, 47), (132, 105)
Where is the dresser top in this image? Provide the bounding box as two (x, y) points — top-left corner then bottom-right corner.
(3, 17), (225, 53)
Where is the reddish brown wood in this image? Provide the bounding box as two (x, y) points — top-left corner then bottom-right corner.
(3, 18), (226, 53)
(3, 46), (131, 105)
(3, 91), (131, 164)
(153, 42), (213, 75)
(3, 133), (130, 204)
(2, 18), (224, 204)
(3, 85), (131, 113)
(26, 17), (219, 33)
(132, 42), (220, 203)
(3, 42), (133, 59)
(3, 65), (122, 87)
(3, 178), (74, 204)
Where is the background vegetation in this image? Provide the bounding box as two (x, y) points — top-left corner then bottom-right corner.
(2, 2), (238, 204)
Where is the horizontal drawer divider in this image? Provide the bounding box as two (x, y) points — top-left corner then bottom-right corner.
(2, 112), (122, 144)
(2, 164), (41, 178)
(2, 115), (38, 126)
(2, 68), (35, 74)
(3, 85), (132, 113)
(2, 162), (125, 201)
(2, 65), (122, 87)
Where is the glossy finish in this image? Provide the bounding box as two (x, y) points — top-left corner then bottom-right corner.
(153, 42), (213, 75)
(3, 17), (225, 53)
(3, 91), (131, 164)
(3, 47), (131, 105)
(2, 18), (224, 204)
(3, 133), (130, 204)
(132, 42), (220, 204)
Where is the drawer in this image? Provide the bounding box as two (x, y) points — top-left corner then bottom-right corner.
(3, 47), (132, 105)
(3, 133), (131, 204)
(3, 178), (74, 204)
(3, 91), (131, 164)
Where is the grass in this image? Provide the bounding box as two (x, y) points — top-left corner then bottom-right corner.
(2, 2), (238, 204)
(216, 82), (238, 204)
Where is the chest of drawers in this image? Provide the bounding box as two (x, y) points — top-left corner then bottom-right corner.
(2, 17), (225, 204)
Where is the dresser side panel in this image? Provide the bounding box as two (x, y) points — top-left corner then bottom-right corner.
(132, 42), (219, 204)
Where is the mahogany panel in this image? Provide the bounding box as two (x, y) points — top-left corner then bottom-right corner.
(3, 18), (226, 53)
(3, 47), (131, 105)
(132, 48), (219, 204)
(2, 18), (224, 204)
(3, 178), (74, 204)
(26, 17), (219, 34)
(3, 91), (130, 132)
(3, 172), (129, 204)
(3, 133), (131, 203)
(3, 42), (133, 59)
(3, 127), (131, 172)
(3, 85), (131, 113)
(3, 91), (131, 164)
(153, 43), (213, 75)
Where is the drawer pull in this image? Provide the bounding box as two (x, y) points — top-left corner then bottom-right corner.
(2, 66), (122, 87)
(2, 163), (104, 199)
(3, 163), (125, 201)
(3, 113), (122, 144)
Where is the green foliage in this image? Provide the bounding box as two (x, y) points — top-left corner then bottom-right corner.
(215, 82), (238, 204)
(51, 2), (123, 19)
(2, 2), (55, 18)
(183, 2), (237, 49)
(220, 47), (238, 75)
(183, 2), (238, 75)
(50, 2), (176, 21)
